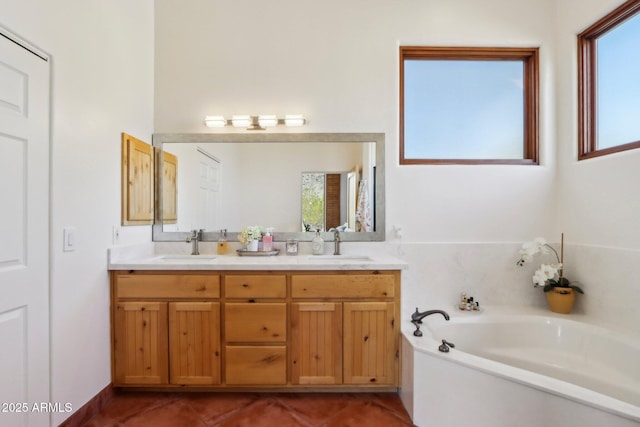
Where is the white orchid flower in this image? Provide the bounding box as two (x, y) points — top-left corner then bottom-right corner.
(517, 237), (549, 265)
(532, 263), (562, 287)
(532, 269), (548, 287)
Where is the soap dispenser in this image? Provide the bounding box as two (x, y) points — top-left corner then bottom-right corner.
(312, 229), (324, 255)
(263, 227), (274, 252)
(217, 229), (228, 255)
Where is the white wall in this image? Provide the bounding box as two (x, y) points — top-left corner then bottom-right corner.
(0, 0), (154, 424)
(555, 0), (638, 248)
(154, 0), (558, 243)
(553, 0), (640, 333)
(154, 0), (561, 321)
(155, 0), (639, 333)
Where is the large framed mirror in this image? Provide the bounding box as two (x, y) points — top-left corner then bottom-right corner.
(152, 133), (385, 242)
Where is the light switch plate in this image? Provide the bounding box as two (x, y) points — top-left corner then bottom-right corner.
(63, 227), (76, 252)
(112, 225), (120, 244)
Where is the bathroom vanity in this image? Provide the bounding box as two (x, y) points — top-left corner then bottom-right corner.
(108, 253), (404, 391)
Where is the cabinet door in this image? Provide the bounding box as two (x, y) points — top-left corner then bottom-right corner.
(343, 302), (396, 385)
(169, 302), (221, 385)
(113, 301), (168, 385)
(291, 303), (343, 385)
(121, 133), (154, 225)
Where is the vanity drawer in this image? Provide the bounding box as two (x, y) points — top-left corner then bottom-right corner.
(291, 274), (395, 299)
(225, 303), (287, 342)
(225, 346), (287, 385)
(225, 275), (287, 299)
(115, 274), (220, 299)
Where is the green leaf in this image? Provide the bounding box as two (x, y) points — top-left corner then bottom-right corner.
(570, 284), (585, 294)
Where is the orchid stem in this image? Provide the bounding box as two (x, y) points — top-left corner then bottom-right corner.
(545, 233), (565, 284)
(544, 244), (561, 264)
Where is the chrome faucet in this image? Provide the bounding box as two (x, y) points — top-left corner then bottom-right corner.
(186, 229), (204, 255)
(333, 229), (341, 255)
(411, 308), (450, 323)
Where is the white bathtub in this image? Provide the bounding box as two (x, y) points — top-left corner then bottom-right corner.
(401, 306), (640, 427)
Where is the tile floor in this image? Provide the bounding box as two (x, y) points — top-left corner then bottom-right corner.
(84, 391), (416, 426)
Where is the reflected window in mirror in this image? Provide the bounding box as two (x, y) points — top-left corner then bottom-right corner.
(301, 173), (325, 231)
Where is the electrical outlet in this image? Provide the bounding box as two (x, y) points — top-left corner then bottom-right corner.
(112, 226), (120, 244)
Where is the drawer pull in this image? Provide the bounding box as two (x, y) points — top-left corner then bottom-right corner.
(242, 283), (249, 288)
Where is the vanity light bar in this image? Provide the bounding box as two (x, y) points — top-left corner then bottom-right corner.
(204, 114), (306, 130)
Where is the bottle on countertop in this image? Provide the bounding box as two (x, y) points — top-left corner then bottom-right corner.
(312, 229), (324, 255)
(459, 292), (467, 310)
(217, 229), (228, 255)
(263, 227), (274, 252)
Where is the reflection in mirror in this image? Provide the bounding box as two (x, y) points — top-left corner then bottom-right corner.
(152, 133), (385, 242)
(301, 169), (374, 233)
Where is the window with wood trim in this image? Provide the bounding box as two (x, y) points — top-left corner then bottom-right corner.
(400, 47), (539, 165)
(578, 0), (640, 160)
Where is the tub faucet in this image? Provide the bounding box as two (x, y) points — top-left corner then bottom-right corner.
(186, 229), (204, 255)
(333, 229), (341, 255)
(411, 308), (450, 324)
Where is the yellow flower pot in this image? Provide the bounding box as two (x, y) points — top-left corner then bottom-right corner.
(545, 287), (576, 314)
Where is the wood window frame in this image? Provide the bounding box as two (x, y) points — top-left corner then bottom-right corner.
(578, 0), (640, 160)
(399, 46), (539, 165)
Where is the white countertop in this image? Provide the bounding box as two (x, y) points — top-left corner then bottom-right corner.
(107, 243), (407, 271)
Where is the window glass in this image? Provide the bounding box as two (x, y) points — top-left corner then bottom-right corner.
(404, 59), (524, 160)
(596, 13), (640, 150)
(399, 46), (538, 165)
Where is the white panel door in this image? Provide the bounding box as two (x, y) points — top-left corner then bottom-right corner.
(197, 151), (220, 231)
(0, 31), (50, 427)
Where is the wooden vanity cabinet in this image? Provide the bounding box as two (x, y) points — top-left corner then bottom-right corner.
(223, 274), (288, 385)
(111, 272), (221, 387)
(111, 269), (400, 390)
(290, 272), (399, 387)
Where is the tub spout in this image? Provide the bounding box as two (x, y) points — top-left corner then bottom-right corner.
(411, 308), (450, 324)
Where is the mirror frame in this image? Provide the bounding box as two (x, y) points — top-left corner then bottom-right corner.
(152, 132), (386, 243)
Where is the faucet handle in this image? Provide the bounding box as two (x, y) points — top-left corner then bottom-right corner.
(442, 339), (455, 348)
(412, 320), (423, 337)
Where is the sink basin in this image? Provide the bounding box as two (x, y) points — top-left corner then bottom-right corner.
(153, 255), (217, 263)
(307, 255), (372, 261)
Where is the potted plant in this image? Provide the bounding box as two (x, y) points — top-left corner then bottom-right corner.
(516, 233), (584, 313)
(238, 225), (264, 251)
